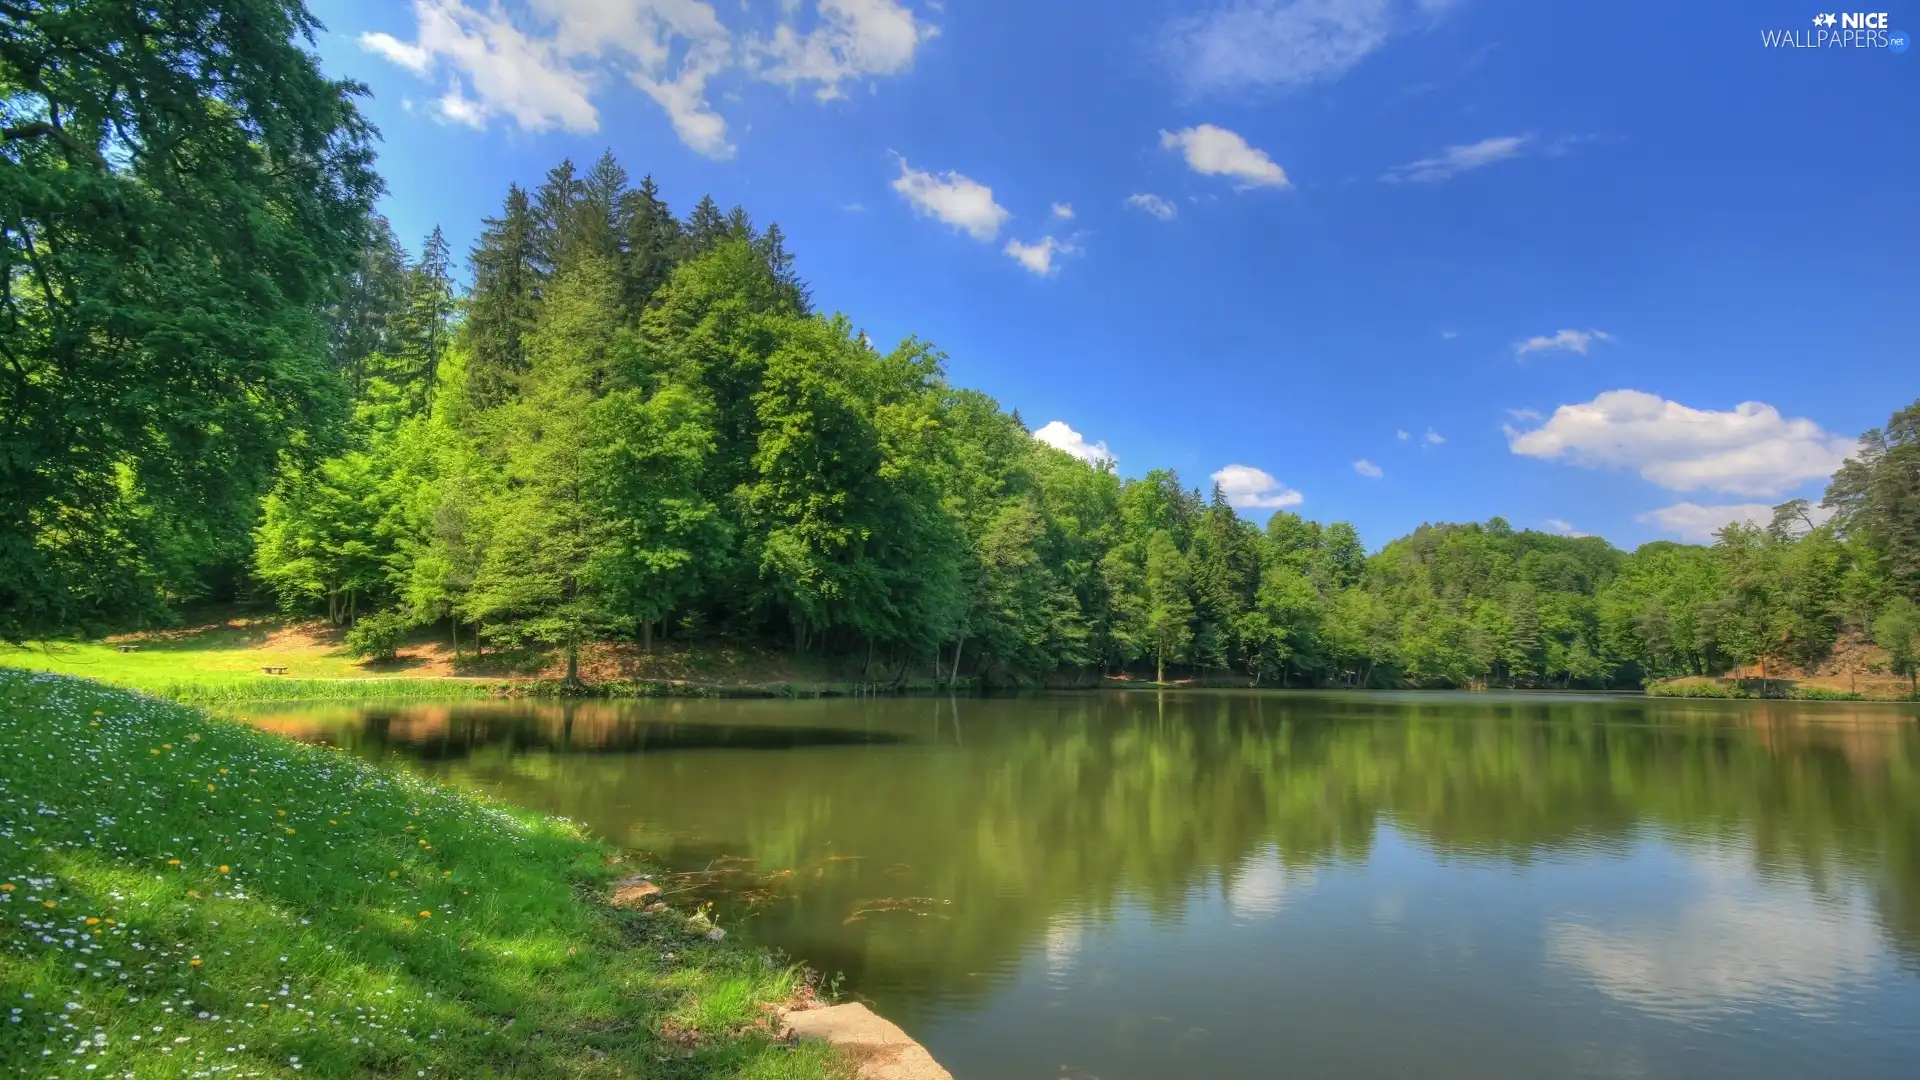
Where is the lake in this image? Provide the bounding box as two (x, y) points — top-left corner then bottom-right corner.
(241, 690), (1920, 1079)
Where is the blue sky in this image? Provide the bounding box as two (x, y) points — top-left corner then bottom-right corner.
(312, 0), (1915, 550)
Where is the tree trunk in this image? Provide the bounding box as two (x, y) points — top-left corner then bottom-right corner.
(1156, 649), (1164, 685)
(950, 637), (965, 687)
(642, 620), (652, 653)
(565, 637), (581, 687)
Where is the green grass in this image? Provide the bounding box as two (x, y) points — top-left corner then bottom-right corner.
(0, 668), (847, 1080)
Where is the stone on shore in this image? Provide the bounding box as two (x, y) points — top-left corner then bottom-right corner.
(782, 1003), (952, 1080)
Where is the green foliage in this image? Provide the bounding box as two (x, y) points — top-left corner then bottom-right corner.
(1875, 596), (1920, 695)
(0, 0), (379, 640)
(342, 608), (412, 662)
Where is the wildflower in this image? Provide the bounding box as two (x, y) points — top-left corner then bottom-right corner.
(218, 866), (230, 874)
(167, 860), (180, 867)
(419, 910), (431, 918)
(0, 884), (12, 892)
(218, 769), (228, 775)
(207, 784), (216, 792)
(388, 872), (398, 879)
(190, 959), (201, 967)
(162, 744), (172, 749)
(284, 828), (295, 836)
(85, 918), (99, 926)
(44, 901), (55, 909)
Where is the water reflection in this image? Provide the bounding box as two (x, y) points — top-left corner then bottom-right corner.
(242, 691), (1920, 1079)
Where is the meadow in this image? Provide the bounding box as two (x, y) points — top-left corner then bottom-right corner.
(0, 668), (845, 1079)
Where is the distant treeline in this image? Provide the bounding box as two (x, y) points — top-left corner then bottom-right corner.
(2, 14), (1916, 689)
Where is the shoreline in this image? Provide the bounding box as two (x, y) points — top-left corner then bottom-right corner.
(0, 669), (894, 1079)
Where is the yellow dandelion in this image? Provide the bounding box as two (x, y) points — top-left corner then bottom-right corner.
(419, 910), (432, 918)
(418, 839), (428, 847)
(92, 710), (103, 716)
(150, 749), (161, 756)
(442, 871), (452, 878)
(190, 958), (202, 967)
(218, 865), (230, 874)
(328, 820), (337, 825)
(43, 901), (56, 909)
(85, 917), (100, 926)
(388, 871), (399, 879)
(284, 828), (296, 835)
(162, 743), (172, 749)
(277, 809), (286, 817)
(218, 768), (228, 775)
(207, 784), (216, 792)
(104, 919), (115, 926)
(167, 859), (180, 866)
(0, 883), (13, 892)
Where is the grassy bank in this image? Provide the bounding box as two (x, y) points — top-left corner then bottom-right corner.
(0, 669), (845, 1079)
(1, 621), (961, 704)
(1649, 675), (1920, 701)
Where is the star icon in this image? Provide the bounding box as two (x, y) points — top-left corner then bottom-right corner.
(1824, 13), (1839, 26)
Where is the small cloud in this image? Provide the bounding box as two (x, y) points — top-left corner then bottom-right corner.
(1126, 193), (1178, 220)
(1160, 124), (1290, 189)
(1506, 407), (1544, 422)
(1383, 135), (1528, 183)
(1051, 202), (1075, 220)
(1440, 329), (1459, 340)
(1396, 429), (1411, 441)
(1004, 235), (1076, 276)
(1542, 518), (1587, 537)
(843, 202), (866, 212)
(1032, 420), (1113, 465)
(890, 154), (1010, 241)
(1162, 0), (1464, 95)
(360, 31), (433, 75)
(1353, 459), (1383, 479)
(1425, 429), (1446, 445)
(1212, 464), (1303, 510)
(1515, 328), (1612, 358)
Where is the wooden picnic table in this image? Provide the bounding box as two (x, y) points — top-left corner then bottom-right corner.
(262, 665), (289, 675)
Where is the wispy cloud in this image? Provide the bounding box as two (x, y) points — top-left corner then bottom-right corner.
(1515, 328), (1612, 357)
(1126, 193), (1178, 220)
(1542, 518), (1587, 537)
(1163, 0), (1463, 95)
(1050, 202), (1075, 220)
(1383, 135), (1528, 182)
(1353, 459), (1383, 478)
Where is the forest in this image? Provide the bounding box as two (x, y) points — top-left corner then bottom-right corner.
(4, 5), (1918, 692)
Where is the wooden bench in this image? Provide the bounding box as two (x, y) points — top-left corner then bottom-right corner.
(116, 644), (139, 653)
(261, 666), (289, 675)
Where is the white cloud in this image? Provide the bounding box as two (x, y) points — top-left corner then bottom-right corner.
(1159, 124), (1290, 189)
(355, 1), (929, 158)
(1515, 328), (1612, 358)
(1547, 850), (1883, 1021)
(1425, 429), (1445, 445)
(1440, 329), (1459, 340)
(1638, 501), (1834, 543)
(1163, 0), (1461, 95)
(1542, 518), (1587, 537)
(1225, 847), (1315, 919)
(361, 31), (433, 74)
(1353, 459), (1383, 478)
(1506, 390), (1857, 497)
(1396, 429), (1411, 441)
(1051, 202), (1075, 220)
(1212, 464), (1304, 509)
(1032, 421), (1114, 465)
(749, 0), (934, 101)
(890, 155), (1009, 241)
(1383, 134), (1527, 182)
(1004, 235), (1076, 276)
(1126, 193), (1178, 220)
(1506, 408), (1543, 422)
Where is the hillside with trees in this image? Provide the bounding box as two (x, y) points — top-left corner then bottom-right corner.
(4, 39), (1916, 695)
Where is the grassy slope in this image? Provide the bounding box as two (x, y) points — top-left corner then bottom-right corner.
(0, 669), (844, 1079)
(1, 617), (947, 703)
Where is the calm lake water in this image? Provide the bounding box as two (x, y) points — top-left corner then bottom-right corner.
(241, 691), (1920, 1079)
